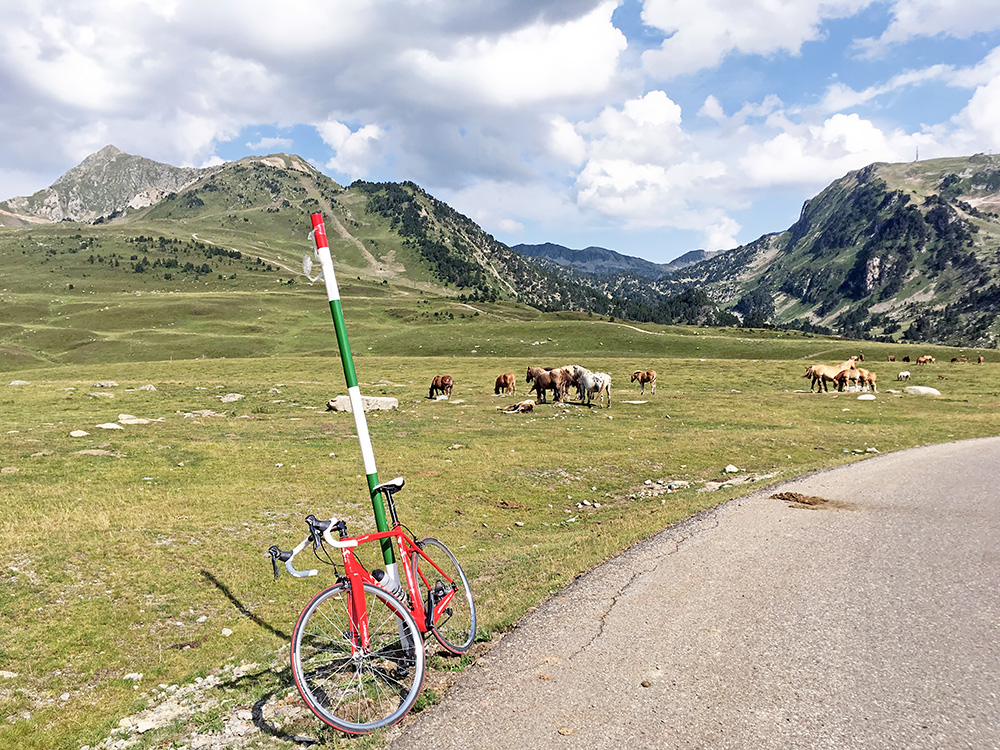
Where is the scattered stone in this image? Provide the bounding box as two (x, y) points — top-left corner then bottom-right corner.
(221, 628), (233, 637)
(184, 409), (224, 418)
(904, 386), (941, 396)
(326, 395), (399, 412)
(70, 430), (89, 437)
(724, 464), (740, 474)
(76, 449), (123, 458)
(138, 384), (157, 391)
(118, 414), (155, 425)
(92, 381), (118, 388)
(8, 380), (29, 386)
(0, 670), (17, 678)
(123, 673), (143, 681)
(96, 423), (124, 430)
(220, 393), (244, 403)
(30, 450), (53, 457)
(88, 392), (115, 398)
(1, 467), (19, 474)
(857, 394), (876, 401)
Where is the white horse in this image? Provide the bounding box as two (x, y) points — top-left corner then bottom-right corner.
(580, 370), (612, 408)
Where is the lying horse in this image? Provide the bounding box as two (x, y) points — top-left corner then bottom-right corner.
(494, 372), (516, 396)
(631, 370), (656, 395)
(429, 375), (454, 398)
(526, 366), (567, 404)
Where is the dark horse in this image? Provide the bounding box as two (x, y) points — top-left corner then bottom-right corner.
(526, 366), (566, 404)
(429, 375), (454, 398)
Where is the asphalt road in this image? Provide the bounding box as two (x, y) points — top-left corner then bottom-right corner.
(391, 437), (1000, 750)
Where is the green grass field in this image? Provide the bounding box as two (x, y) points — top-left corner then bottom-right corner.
(3, 227), (1000, 748)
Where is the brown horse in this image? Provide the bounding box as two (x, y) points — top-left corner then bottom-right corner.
(631, 370), (656, 395)
(429, 375), (454, 398)
(526, 366), (567, 404)
(494, 373), (516, 396)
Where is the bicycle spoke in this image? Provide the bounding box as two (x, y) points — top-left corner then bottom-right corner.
(292, 582), (424, 734)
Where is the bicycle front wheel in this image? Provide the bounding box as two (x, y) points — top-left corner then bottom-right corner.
(291, 582), (425, 734)
(412, 538), (477, 654)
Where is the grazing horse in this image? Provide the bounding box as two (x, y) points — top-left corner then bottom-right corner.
(526, 366), (567, 404)
(834, 368), (862, 392)
(494, 373), (516, 396)
(631, 370), (657, 395)
(916, 355), (935, 365)
(887, 355), (896, 362)
(803, 364), (842, 393)
(429, 375), (454, 398)
(979, 356), (985, 364)
(897, 371), (911, 381)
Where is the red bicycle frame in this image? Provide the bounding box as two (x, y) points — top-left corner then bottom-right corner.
(333, 525), (458, 653)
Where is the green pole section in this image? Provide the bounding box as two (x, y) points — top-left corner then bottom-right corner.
(311, 213), (395, 567)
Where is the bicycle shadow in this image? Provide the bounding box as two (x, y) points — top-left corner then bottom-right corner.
(199, 570), (321, 743)
(199, 569), (290, 641)
(215, 664), (319, 745)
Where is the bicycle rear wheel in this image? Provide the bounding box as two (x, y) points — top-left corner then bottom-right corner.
(291, 582), (425, 734)
(411, 538), (476, 654)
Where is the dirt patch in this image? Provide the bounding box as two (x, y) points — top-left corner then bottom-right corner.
(771, 491), (857, 511)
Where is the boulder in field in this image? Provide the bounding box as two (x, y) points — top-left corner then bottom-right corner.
(326, 395), (398, 412)
(904, 386), (941, 396)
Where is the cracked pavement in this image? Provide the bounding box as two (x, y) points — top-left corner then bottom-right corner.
(391, 436), (1000, 750)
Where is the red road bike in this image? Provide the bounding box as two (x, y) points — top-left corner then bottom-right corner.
(268, 477), (476, 734)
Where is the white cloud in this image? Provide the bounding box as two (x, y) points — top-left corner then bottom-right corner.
(704, 217), (742, 251)
(403, 1), (626, 107)
(858, 0), (1000, 52)
(640, 0), (871, 78)
(699, 96), (726, 122)
(739, 113), (932, 190)
(317, 121), (385, 179)
(951, 76), (1000, 153)
(246, 137), (293, 152)
(548, 117), (588, 166)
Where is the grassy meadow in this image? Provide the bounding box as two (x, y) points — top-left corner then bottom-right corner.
(2, 254), (1000, 748)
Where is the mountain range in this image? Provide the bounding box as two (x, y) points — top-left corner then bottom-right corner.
(2, 146), (999, 347)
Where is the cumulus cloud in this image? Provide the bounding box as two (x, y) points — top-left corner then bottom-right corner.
(403, 1), (626, 107)
(640, 0), (871, 78)
(246, 137), (293, 152)
(857, 0), (1000, 53)
(317, 121), (386, 179)
(3, 0), (1000, 262)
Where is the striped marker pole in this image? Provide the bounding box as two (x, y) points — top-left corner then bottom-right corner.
(309, 213), (396, 570)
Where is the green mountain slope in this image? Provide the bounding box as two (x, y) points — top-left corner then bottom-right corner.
(0, 151), (736, 370)
(658, 154), (1000, 347)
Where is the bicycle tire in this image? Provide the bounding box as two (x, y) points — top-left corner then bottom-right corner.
(411, 538), (477, 654)
(291, 581), (425, 734)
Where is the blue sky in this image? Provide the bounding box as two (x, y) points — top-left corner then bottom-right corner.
(3, 0), (1000, 263)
